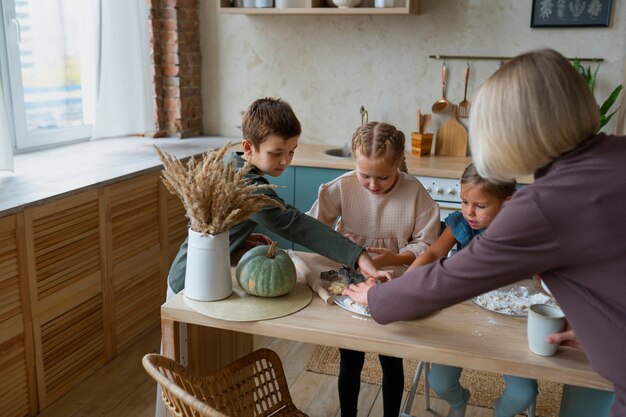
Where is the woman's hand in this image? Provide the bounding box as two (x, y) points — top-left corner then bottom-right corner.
(342, 280), (376, 305)
(548, 322), (582, 349)
(366, 247), (398, 268)
(356, 251), (394, 281)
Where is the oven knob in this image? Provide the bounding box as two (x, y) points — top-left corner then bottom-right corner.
(436, 187), (444, 195)
(447, 188), (456, 195)
(426, 186), (433, 193)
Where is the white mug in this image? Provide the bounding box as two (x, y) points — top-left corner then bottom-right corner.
(527, 304), (565, 356)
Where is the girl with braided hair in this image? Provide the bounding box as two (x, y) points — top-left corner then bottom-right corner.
(307, 121), (440, 417)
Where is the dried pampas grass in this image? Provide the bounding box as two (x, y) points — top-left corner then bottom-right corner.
(155, 143), (284, 235)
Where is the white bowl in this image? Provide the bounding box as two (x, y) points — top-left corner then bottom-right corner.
(331, 0), (361, 7)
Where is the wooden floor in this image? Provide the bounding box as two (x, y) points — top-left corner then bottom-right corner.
(37, 325), (501, 417)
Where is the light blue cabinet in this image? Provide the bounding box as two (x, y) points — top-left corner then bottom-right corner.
(254, 166), (348, 252)
(293, 167), (347, 252)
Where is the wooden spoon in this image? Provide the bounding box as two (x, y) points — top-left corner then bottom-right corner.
(432, 62), (449, 114)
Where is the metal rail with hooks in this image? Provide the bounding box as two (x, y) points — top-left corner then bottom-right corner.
(429, 54), (604, 62)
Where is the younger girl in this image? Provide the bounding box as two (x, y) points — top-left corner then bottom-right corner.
(408, 163), (537, 417)
(308, 121), (440, 417)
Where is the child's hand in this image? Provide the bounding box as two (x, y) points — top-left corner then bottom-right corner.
(366, 247), (398, 268)
(356, 252), (394, 281)
(342, 280), (376, 305)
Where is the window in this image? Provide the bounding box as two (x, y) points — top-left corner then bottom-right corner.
(1, 0), (96, 150)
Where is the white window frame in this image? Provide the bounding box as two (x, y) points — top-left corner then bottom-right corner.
(0, 0), (96, 151)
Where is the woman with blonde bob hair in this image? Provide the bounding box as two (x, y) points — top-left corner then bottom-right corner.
(470, 49), (600, 182)
(345, 49), (626, 417)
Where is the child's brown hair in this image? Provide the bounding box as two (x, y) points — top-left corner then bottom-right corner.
(241, 97), (302, 149)
(461, 163), (516, 201)
(351, 121), (407, 172)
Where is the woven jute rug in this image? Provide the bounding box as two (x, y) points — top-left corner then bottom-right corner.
(306, 345), (563, 417)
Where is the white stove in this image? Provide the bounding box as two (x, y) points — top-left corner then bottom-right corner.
(415, 175), (462, 220)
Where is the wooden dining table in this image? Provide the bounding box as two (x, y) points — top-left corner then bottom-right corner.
(160, 253), (612, 394)
(161, 295), (612, 390)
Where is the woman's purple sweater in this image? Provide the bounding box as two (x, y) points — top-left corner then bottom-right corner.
(369, 133), (626, 416)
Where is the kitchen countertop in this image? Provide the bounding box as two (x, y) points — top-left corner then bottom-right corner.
(235, 142), (533, 182)
(0, 137), (531, 217)
(290, 143), (473, 178)
(0, 136), (232, 217)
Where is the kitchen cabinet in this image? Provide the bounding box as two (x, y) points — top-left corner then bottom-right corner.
(293, 167), (347, 251)
(103, 173), (164, 354)
(24, 190), (107, 408)
(0, 214), (37, 417)
(0, 171), (188, 416)
(255, 166), (348, 251)
(218, 0), (420, 15)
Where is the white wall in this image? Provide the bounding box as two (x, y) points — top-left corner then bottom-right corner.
(199, 0), (626, 147)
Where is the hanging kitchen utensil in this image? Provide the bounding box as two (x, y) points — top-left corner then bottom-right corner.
(457, 62), (471, 118)
(435, 105), (467, 157)
(432, 61), (450, 114)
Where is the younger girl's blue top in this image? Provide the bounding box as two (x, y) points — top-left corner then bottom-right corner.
(444, 211), (483, 250)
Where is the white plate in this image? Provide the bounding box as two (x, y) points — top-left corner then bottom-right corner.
(472, 280), (558, 317)
(332, 294), (371, 317)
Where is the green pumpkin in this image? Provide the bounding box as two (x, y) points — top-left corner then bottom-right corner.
(236, 241), (297, 297)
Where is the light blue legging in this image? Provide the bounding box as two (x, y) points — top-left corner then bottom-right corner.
(427, 364), (538, 417)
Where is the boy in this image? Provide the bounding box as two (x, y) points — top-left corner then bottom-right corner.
(167, 97), (390, 294)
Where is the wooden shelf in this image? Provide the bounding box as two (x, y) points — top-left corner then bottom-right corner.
(219, 0), (420, 15)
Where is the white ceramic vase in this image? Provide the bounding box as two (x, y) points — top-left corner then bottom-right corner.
(184, 229), (232, 301)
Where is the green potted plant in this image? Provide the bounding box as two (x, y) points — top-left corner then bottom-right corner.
(573, 59), (623, 131)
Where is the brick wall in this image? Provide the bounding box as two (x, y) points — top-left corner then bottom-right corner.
(148, 0), (203, 138)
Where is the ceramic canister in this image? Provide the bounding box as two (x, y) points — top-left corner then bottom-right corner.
(276, 0), (304, 7)
(255, 0), (274, 7)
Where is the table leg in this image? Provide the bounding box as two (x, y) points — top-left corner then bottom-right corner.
(161, 318), (177, 360)
(186, 324), (254, 375)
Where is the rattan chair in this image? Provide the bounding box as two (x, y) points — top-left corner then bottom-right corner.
(143, 348), (307, 417)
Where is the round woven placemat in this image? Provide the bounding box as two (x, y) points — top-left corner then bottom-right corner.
(306, 345), (563, 416)
(184, 278), (312, 322)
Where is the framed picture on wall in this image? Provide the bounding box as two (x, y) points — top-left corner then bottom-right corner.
(531, 0), (612, 27)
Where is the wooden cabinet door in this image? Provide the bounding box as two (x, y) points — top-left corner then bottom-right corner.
(0, 214), (37, 417)
(23, 190), (105, 408)
(103, 172), (163, 354)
